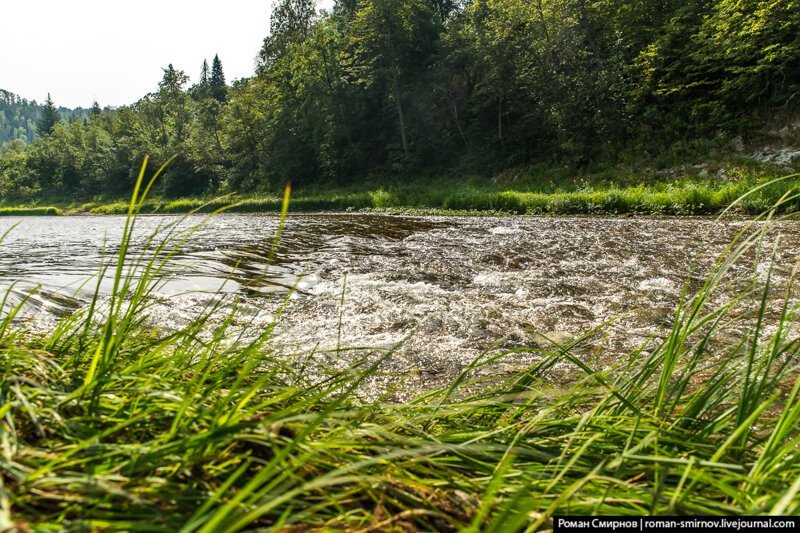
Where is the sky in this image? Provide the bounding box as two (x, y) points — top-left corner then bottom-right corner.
(1, 0), (334, 109)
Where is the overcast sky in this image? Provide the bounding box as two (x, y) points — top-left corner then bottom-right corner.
(1, 0), (334, 108)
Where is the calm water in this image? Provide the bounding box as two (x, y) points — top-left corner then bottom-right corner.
(2, 214), (798, 394)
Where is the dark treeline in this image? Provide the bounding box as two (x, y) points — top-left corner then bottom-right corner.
(1, 0), (799, 202)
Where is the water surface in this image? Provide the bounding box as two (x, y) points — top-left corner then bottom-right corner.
(2, 214), (797, 395)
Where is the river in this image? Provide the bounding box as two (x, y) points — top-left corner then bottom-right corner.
(1, 214), (798, 397)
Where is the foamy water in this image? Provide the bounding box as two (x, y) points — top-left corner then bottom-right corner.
(2, 214), (798, 397)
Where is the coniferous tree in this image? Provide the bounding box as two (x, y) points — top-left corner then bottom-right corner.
(36, 93), (61, 136)
(210, 54), (227, 101)
(90, 101), (102, 116)
(200, 59), (210, 90)
(189, 60), (212, 100)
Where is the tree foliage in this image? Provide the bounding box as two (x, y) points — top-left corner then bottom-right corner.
(210, 55), (227, 102)
(36, 93), (63, 137)
(2, 0), (798, 201)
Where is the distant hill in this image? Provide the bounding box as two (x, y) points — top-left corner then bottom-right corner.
(0, 89), (93, 146)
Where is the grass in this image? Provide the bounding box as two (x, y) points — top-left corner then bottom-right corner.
(2, 161), (800, 530)
(4, 160), (800, 217)
(0, 206), (61, 216)
(81, 170), (800, 216)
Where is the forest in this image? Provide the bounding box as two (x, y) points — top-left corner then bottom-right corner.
(1, 0), (799, 204)
(0, 89), (92, 146)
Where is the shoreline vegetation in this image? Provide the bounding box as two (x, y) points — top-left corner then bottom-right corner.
(3, 1), (799, 221)
(3, 163), (800, 217)
(4, 168), (800, 529)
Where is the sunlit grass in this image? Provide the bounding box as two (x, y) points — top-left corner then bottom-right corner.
(80, 169), (800, 216)
(0, 206), (61, 216)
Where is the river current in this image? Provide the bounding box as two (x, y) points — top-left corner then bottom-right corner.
(2, 214), (798, 397)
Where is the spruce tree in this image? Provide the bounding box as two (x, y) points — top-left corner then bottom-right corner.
(210, 54), (227, 101)
(36, 93), (61, 136)
(90, 101), (102, 116)
(200, 59), (210, 90)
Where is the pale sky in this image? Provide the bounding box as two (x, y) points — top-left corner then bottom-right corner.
(1, 0), (335, 109)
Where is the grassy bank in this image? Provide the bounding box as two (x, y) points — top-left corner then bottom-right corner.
(80, 166), (800, 216)
(0, 206), (61, 216)
(3, 167), (800, 530)
(3, 162), (799, 217)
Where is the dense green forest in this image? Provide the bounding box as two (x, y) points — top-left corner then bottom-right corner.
(1, 0), (799, 203)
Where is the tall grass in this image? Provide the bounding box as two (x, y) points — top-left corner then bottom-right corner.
(2, 165), (800, 530)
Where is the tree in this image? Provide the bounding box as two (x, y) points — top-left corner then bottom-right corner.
(333, 0), (358, 20)
(159, 64), (190, 96)
(210, 54), (227, 101)
(153, 64), (192, 149)
(348, 0), (441, 157)
(36, 93), (61, 136)
(640, 0), (800, 131)
(200, 59), (210, 89)
(4, 0), (800, 202)
(190, 59), (213, 100)
(259, 0), (316, 68)
(0, 139), (36, 200)
(221, 79), (271, 190)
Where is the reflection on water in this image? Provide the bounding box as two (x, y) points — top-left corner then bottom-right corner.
(2, 213), (799, 394)
(0, 214), (444, 308)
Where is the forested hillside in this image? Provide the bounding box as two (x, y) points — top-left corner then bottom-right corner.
(0, 89), (93, 146)
(1, 0), (799, 203)
(0, 90), (39, 145)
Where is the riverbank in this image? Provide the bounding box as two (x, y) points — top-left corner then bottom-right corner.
(0, 206), (62, 216)
(3, 162), (799, 217)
